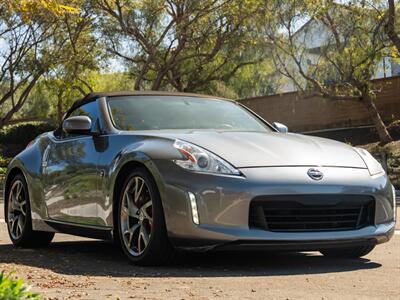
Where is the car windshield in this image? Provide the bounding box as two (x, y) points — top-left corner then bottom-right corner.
(107, 96), (272, 132)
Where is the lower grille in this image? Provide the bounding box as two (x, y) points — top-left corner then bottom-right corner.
(249, 195), (375, 232)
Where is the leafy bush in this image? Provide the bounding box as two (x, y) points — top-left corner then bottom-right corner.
(0, 155), (9, 189)
(0, 122), (55, 158)
(388, 120), (400, 140)
(0, 154), (11, 168)
(0, 122), (55, 147)
(0, 271), (40, 300)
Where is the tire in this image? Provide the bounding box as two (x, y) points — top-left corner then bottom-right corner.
(5, 174), (54, 248)
(116, 167), (175, 265)
(320, 245), (375, 259)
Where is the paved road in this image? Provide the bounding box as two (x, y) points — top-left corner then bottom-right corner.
(0, 203), (399, 299)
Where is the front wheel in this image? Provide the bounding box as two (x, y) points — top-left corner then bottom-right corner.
(320, 245), (375, 259)
(6, 174), (54, 247)
(116, 167), (174, 265)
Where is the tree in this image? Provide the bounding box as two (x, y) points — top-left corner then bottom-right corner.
(4, 0), (79, 19)
(224, 61), (281, 99)
(94, 0), (266, 92)
(386, 0), (400, 54)
(42, 6), (100, 121)
(0, 0), (99, 127)
(0, 8), (60, 128)
(265, 1), (393, 143)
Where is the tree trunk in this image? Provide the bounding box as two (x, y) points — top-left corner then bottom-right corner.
(0, 105), (22, 129)
(151, 73), (164, 90)
(0, 71), (43, 129)
(387, 0), (400, 55)
(362, 94), (393, 144)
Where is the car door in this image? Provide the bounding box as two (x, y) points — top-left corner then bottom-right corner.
(42, 100), (103, 226)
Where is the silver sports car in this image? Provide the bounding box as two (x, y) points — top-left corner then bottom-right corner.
(4, 92), (396, 265)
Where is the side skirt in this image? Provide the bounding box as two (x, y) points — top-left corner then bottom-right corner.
(43, 220), (113, 240)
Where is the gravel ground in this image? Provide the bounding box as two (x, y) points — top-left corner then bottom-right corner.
(0, 203), (399, 300)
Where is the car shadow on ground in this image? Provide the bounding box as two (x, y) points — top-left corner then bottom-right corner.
(0, 239), (382, 277)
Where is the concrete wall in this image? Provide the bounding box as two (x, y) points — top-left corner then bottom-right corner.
(241, 76), (400, 132)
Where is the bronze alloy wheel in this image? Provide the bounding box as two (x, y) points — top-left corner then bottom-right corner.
(116, 168), (175, 265)
(7, 179), (28, 240)
(120, 176), (153, 256)
(6, 174), (54, 247)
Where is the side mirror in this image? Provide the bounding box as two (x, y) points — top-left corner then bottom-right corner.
(272, 122), (288, 133)
(63, 116), (92, 135)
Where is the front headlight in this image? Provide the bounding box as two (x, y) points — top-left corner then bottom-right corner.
(354, 147), (385, 176)
(173, 140), (241, 176)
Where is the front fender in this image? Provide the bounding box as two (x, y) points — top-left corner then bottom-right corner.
(5, 135), (52, 222)
(100, 137), (175, 227)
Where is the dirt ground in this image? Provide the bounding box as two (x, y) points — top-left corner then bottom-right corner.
(0, 205), (399, 300)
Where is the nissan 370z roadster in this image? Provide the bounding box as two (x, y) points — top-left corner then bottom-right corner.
(4, 92), (396, 265)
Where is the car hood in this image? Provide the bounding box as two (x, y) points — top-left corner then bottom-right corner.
(155, 131), (367, 169)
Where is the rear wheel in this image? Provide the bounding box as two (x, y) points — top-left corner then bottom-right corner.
(6, 174), (54, 247)
(116, 167), (174, 265)
(320, 245), (375, 259)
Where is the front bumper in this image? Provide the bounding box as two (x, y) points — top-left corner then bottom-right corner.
(153, 161), (396, 251)
(170, 221), (395, 251)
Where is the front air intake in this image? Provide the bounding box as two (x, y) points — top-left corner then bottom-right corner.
(249, 195), (375, 232)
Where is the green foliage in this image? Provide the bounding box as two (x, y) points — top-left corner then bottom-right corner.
(1, 0), (399, 135)
(0, 154), (6, 187)
(0, 154), (11, 168)
(388, 120), (400, 140)
(0, 0), (97, 127)
(264, 0), (394, 143)
(0, 271), (40, 300)
(96, 0), (270, 92)
(226, 62), (281, 99)
(0, 122), (55, 146)
(266, 0), (387, 95)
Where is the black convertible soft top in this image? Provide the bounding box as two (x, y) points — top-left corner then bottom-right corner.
(67, 91), (226, 116)
(55, 91), (227, 135)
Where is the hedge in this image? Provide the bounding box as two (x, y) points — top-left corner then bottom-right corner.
(0, 122), (55, 147)
(0, 122), (56, 158)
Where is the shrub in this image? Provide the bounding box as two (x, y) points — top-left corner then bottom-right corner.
(0, 156), (10, 189)
(0, 122), (55, 147)
(0, 155), (11, 168)
(0, 122), (55, 158)
(0, 271), (40, 300)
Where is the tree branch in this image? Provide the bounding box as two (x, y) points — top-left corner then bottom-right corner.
(386, 0), (400, 54)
